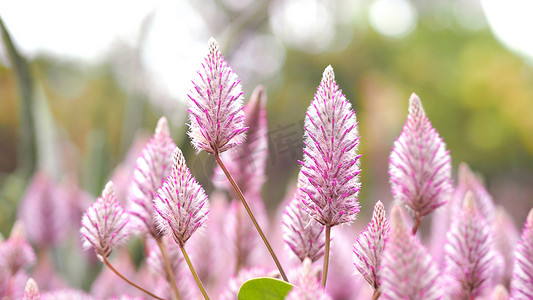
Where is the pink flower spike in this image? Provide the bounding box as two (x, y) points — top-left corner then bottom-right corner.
(381, 205), (442, 300)
(388, 93), (452, 227)
(510, 208), (533, 300)
(286, 258), (332, 300)
(154, 147), (209, 247)
(353, 200), (389, 290)
(23, 278), (40, 300)
(0, 221), (35, 276)
(282, 176), (325, 262)
(128, 117), (177, 238)
(212, 85), (268, 196)
(80, 182), (130, 261)
(188, 38), (247, 155)
(300, 65), (361, 227)
(444, 192), (495, 299)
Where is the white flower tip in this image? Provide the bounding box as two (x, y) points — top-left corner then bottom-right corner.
(458, 162), (475, 184)
(208, 37), (220, 56)
(24, 278), (39, 297)
(10, 220), (26, 239)
(463, 191), (476, 212)
(491, 284), (509, 300)
(373, 200), (386, 220)
(322, 65), (335, 85)
(390, 205), (406, 233)
(408, 93), (425, 117)
(155, 116), (169, 136)
(527, 207), (533, 227)
(103, 181), (115, 199)
(172, 147), (187, 173)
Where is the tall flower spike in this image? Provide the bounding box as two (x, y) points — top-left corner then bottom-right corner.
(353, 200), (390, 291)
(389, 93), (452, 233)
(381, 205), (442, 300)
(444, 192), (495, 299)
(187, 37), (247, 155)
(212, 85), (268, 196)
(23, 278), (40, 300)
(154, 147), (209, 248)
(128, 117), (176, 238)
(282, 176), (325, 262)
(0, 221), (35, 276)
(300, 65), (361, 227)
(80, 182), (130, 261)
(510, 208), (533, 300)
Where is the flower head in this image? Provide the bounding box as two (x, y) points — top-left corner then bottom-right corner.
(80, 182), (130, 261)
(282, 176), (325, 262)
(444, 192), (495, 299)
(286, 258), (332, 300)
(0, 221), (35, 276)
(128, 117), (176, 238)
(300, 65), (361, 226)
(510, 208), (533, 300)
(389, 93), (452, 218)
(381, 205), (442, 300)
(353, 200), (389, 290)
(154, 148), (209, 247)
(187, 38), (247, 155)
(23, 278), (39, 300)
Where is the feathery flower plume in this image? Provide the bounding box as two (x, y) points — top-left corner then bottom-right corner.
(187, 37), (247, 155)
(300, 65), (361, 227)
(154, 147), (209, 247)
(23, 278), (39, 300)
(0, 221), (35, 276)
(444, 192), (495, 299)
(80, 182), (130, 261)
(286, 258), (332, 300)
(128, 117), (176, 238)
(389, 93), (452, 233)
(381, 205), (442, 300)
(212, 85), (268, 196)
(510, 208), (533, 300)
(353, 200), (389, 291)
(282, 177), (325, 263)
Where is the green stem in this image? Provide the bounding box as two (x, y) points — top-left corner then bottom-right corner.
(322, 225), (331, 288)
(103, 257), (165, 300)
(156, 238), (181, 300)
(214, 153), (289, 282)
(180, 245), (210, 300)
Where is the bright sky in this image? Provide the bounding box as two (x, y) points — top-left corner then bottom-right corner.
(1, 0), (533, 101)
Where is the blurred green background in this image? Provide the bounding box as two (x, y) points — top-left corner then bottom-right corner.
(1, 0), (533, 238)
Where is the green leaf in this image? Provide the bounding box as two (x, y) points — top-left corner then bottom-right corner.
(237, 277), (294, 300)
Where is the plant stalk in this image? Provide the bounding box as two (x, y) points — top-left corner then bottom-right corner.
(412, 214), (421, 235)
(214, 152), (288, 282)
(180, 245), (210, 300)
(103, 257), (164, 300)
(322, 225), (331, 288)
(372, 289), (381, 300)
(156, 238), (181, 300)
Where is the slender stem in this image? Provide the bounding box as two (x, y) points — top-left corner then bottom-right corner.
(321, 225), (331, 288)
(103, 257), (165, 300)
(214, 153), (289, 282)
(372, 288), (381, 300)
(180, 245), (210, 300)
(156, 238), (181, 300)
(412, 214), (421, 235)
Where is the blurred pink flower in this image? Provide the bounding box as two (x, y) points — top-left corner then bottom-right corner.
(128, 117), (176, 238)
(286, 258), (331, 300)
(444, 192), (495, 299)
(510, 208), (533, 300)
(154, 148), (209, 247)
(0, 221), (35, 276)
(491, 284), (509, 300)
(353, 200), (389, 290)
(381, 205), (442, 300)
(187, 38), (247, 155)
(300, 65), (361, 227)
(212, 85), (268, 197)
(389, 93), (452, 222)
(282, 176), (325, 263)
(80, 182), (130, 261)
